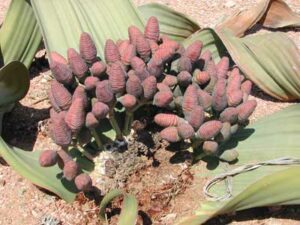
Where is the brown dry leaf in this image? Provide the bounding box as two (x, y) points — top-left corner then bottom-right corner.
(216, 0), (300, 37)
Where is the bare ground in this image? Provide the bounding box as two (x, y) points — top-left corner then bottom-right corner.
(0, 0), (300, 225)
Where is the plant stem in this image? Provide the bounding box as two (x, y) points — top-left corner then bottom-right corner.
(77, 144), (94, 161)
(90, 128), (104, 150)
(123, 111), (133, 136)
(122, 100), (152, 136)
(109, 109), (123, 140)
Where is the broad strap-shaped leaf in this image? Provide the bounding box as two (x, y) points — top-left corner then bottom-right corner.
(182, 28), (227, 62)
(217, 0), (300, 37)
(118, 194), (138, 225)
(99, 189), (138, 225)
(178, 167), (300, 225)
(184, 28), (300, 101)
(177, 104), (300, 224)
(0, 137), (77, 202)
(0, 0), (42, 67)
(138, 3), (200, 42)
(0, 61), (29, 106)
(218, 29), (300, 101)
(31, 0), (145, 59)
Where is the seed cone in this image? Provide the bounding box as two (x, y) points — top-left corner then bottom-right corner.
(131, 56), (146, 70)
(65, 98), (86, 133)
(48, 90), (62, 113)
(84, 76), (99, 91)
(157, 83), (171, 92)
(153, 91), (173, 107)
(178, 56), (192, 73)
(63, 160), (79, 181)
(147, 60), (163, 77)
(148, 40), (159, 54)
(198, 89), (212, 110)
(199, 50), (212, 69)
(203, 141), (219, 155)
(220, 107), (238, 124)
(39, 150), (58, 167)
(154, 113), (179, 127)
(160, 36), (180, 51)
(85, 112), (99, 128)
(50, 108), (59, 120)
(67, 48), (88, 79)
(90, 61), (106, 77)
(92, 102), (109, 119)
(216, 57), (230, 79)
(49, 52), (74, 85)
(131, 57), (150, 81)
(182, 84), (199, 114)
(142, 76), (157, 99)
(107, 62), (126, 93)
(152, 47), (175, 65)
(121, 44), (136, 65)
(50, 80), (72, 111)
(160, 126), (181, 142)
(119, 94), (137, 109)
(73, 85), (88, 109)
(204, 60), (218, 93)
(128, 26), (143, 45)
(144, 16), (159, 41)
(185, 106), (204, 130)
(126, 74), (143, 97)
(241, 80), (252, 95)
(77, 128), (92, 145)
(96, 80), (114, 103)
(136, 34), (151, 61)
(227, 89), (243, 107)
(79, 32), (97, 63)
(184, 40), (202, 63)
(177, 122), (195, 139)
(197, 120), (223, 140)
(212, 78), (227, 112)
(75, 173), (92, 191)
(238, 100), (257, 123)
(118, 40), (130, 54)
(177, 71), (192, 86)
(163, 75), (178, 87)
(227, 68), (241, 91)
(193, 70), (210, 85)
(104, 39), (121, 64)
(51, 111), (72, 147)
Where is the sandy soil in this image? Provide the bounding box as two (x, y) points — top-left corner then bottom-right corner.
(0, 0), (300, 225)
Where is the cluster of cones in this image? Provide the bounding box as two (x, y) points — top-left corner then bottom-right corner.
(40, 16), (257, 191)
(152, 47), (257, 157)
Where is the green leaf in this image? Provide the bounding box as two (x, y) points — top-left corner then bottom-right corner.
(0, 0), (42, 68)
(177, 104), (300, 224)
(178, 167), (300, 225)
(0, 61), (29, 106)
(182, 28), (227, 62)
(118, 194), (138, 225)
(99, 189), (123, 220)
(99, 189), (138, 225)
(0, 137), (77, 202)
(138, 3), (200, 42)
(183, 28), (300, 101)
(31, 0), (145, 59)
(217, 29), (300, 101)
